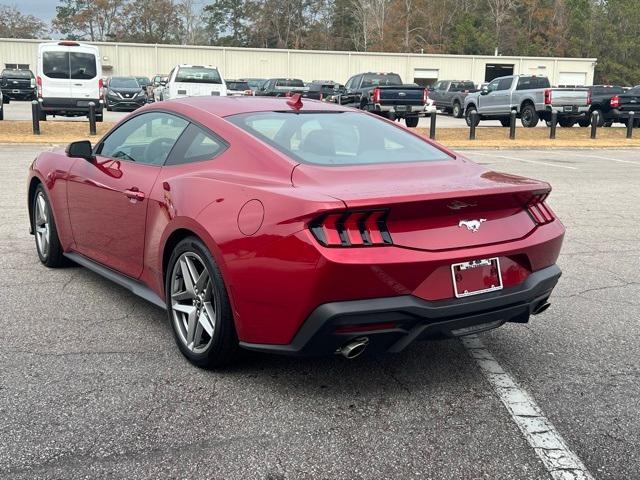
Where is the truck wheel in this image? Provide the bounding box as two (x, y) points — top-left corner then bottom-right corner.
(499, 118), (511, 127)
(95, 113), (103, 123)
(452, 102), (462, 118)
(381, 111), (395, 121)
(465, 106), (479, 127)
(39, 111), (47, 121)
(405, 116), (419, 128)
(578, 117), (590, 128)
(520, 104), (539, 128)
(558, 118), (575, 128)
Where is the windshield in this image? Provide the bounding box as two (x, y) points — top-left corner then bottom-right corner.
(136, 77), (150, 86)
(227, 111), (451, 166)
(175, 67), (222, 84)
(361, 74), (403, 87)
(246, 79), (264, 89)
(275, 79), (304, 88)
(227, 81), (250, 90)
(110, 77), (139, 89)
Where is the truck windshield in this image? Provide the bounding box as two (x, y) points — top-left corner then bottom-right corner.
(361, 74), (403, 87)
(227, 111), (452, 166)
(175, 67), (222, 84)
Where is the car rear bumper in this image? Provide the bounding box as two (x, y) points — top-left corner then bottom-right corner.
(2, 87), (36, 99)
(371, 103), (426, 116)
(40, 97), (103, 114)
(545, 105), (590, 117)
(239, 264), (561, 357)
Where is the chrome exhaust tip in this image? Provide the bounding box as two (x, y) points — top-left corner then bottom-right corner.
(532, 302), (551, 315)
(339, 337), (369, 359)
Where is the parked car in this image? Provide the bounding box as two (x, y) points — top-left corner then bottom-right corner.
(136, 76), (153, 99)
(0, 68), (36, 100)
(464, 75), (590, 128)
(241, 78), (266, 94)
(104, 76), (147, 111)
(28, 95), (564, 368)
(608, 85), (640, 127)
(163, 65), (227, 101)
(225, 80), (253, 96)
(304, 81), (338, 101)
(36, 41), (104, 122)
(338, 72), (428, 127)
(428, 80), (478, 118)
(152, 74), (168, 101)
(256, 78), (306, 97)
(572, 85), (625, 127)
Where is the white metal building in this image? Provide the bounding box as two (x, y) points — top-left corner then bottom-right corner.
(0, 38), (597, 86)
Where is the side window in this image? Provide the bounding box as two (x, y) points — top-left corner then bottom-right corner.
(165, 124), (227, 166)
(497, 78), (513, 90)
(487, 79), (500, 93)
(97, 112), (188, 165)
(351, 75), (362, 89)
(439, 82), (449, 91)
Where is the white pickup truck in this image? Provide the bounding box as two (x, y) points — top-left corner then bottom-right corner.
(162, 64), (227, 101)
(463, 75), (590, 127)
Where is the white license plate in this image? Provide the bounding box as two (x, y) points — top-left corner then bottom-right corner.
(451, 258), (503, 298)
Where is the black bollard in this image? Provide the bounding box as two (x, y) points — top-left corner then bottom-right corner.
(627, 112), (635, 139)
(590, 111), (598, 139)
(469, 111), (477, 140)
(549, 111), (557, 139)
(429, 110), (436, 140)
(31, 100), (40, 135)
(509, 110), (516, 140)
(88, 102), (97, 135)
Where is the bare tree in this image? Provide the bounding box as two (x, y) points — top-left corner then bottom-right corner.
(0, 5), (47, 38)
(486, 0), (517, 54)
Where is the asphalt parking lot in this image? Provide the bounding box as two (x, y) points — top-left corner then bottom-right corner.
(1, 145), (639, 479)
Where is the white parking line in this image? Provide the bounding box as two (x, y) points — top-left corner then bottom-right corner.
(469, 152), (579, 170)
(563, 152), (640, 167)
(462, 335), (595, 480)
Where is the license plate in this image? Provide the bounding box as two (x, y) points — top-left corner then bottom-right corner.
(563, 105), (577, 113)
(395, 105), (407, 111)
(451, 258), (503, 298)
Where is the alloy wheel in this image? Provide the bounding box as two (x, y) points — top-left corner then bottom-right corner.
(170, 252), (218, 354)
(34, 191), (50, 259)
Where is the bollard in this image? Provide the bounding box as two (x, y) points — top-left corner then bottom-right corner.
(590, 111), (598, 139)
(31, 100), (40, 135)
(549, 111), (557, 139)
(469, 111), (477, 140)
(429, 110), (436, 140)
(627, 112), (635, 139)
(509, 110), (516, 140)
(88, 102), (97, 136)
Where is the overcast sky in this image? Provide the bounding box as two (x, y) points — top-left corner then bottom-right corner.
(4, 0), (58, 22)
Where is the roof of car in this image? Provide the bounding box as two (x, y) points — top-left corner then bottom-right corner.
(163, 96), (351, 117)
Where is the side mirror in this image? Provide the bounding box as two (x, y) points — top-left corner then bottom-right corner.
(480, 87), (489, 95)
(160, 80), (167, 86)
(66, 140), (94, 161)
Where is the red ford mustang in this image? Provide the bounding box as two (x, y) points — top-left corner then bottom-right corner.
(28, 96), (564, 367)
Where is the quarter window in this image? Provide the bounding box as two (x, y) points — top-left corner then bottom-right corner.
(97, 112), (188, 165)
(166, 124), (227, 166)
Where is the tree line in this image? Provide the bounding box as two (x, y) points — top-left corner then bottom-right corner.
(0, 1), (639, 85)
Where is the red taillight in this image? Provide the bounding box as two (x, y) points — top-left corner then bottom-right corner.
(310, 210), (392, 247)
(98, 78), (103, 92)
(586, 89), (592, 105)
(526, 194), (555, 225)
(36, 75), (42, 97)
(610, 95), (620, 108)
(244, 89), (252, 96)
(422, 88), (428, 104)
(58, 40), (79, 46)
(544, 88), (552, 105)
(372, 87), (381, 103)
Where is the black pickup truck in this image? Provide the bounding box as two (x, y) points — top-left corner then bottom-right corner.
(576, 85), (626, 127)
(256, 78), (306, 97)
(337, 72), (427, 127)
(428, 80), (478, 118)
(608, 85), (640, 127)
(0, 69), (36, 101)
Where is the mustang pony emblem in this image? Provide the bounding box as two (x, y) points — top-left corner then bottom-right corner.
(458, 219), (487, 232)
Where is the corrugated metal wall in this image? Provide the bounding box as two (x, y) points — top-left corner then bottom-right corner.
(0, 38), (596, 86)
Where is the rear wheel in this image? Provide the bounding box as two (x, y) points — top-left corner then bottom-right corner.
(404, 116), (419, 128)
(166, 237), (239, 368)
(520, 104), (539, 128)
(32, 184), (65, 267)
(452, 102), (463, 118)
(39, 111), (47, 121)
(559, 118), (576, 128)
(578, 117), (590, 127)
(499, 118), (511, 127)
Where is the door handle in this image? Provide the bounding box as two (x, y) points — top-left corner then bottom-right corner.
(124, 188), (145, 201)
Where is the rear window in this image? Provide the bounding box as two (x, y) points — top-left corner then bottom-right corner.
(275, 79), (304, 88)
(450, 81), (475, 92)
(592, 86), (625, 95)
(626, 86), (640, 95)
(43, 51), (70, 79)
(70, 52), (96, 79)
(227, 111), (451, 166)
(227, 81), (250, 90)
(516, 76), (550, 90)
(175, 67), (222, 84)
(2, 69), (33, 78)
(110, 77), (139, 88)
(361, 74), (403, 87)
(309, 83), (336, 94)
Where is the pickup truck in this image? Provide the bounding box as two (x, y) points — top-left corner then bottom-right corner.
(1, 68), (36, 101)
(463, 75), (590, 128)
(608, 86), (640, 127)
(337, 72), (428, 127)
(256, 78), (306, 97)
(576, 85), (625, 127)
(162, 64), (227, 101)
(428, 80), (478, 118)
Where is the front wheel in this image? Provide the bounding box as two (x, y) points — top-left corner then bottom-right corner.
(452, 102), (462, 118)
(520, 104), (539, 128)
(404, 116), (419, 128)
(166, 237), (239, 368)
(32, 184), (65, 267)
(465, 106), (480, 127)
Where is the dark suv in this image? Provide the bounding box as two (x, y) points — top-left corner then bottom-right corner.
(104, 76), (147, 111)
(0, 69), (36, 100)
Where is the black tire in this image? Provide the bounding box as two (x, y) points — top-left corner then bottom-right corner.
(465, 106), (479, 127)
(39, 111), (47, 121)
(558, 118), (576, 128)
(380, 111), (395, 121)
(32, 184), (66, 268)
(499, 118), (511, 127)
(0, 108), (3, 121)
(452, 102), (463, 118)
(106, 104), (112, 112)
(520, 104), (539, 128)
(166, 236), (239, 368)
(604, 121), (613, 128)
(578, 117), (590, 127)
(95, 113), (103, 123)
(404, 116), (419, 128)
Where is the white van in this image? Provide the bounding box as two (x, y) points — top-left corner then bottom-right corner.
(36, 41), (103, 121)
(162, 65), (226, 101)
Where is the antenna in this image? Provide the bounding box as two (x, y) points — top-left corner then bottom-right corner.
(286, 93), (303, 110)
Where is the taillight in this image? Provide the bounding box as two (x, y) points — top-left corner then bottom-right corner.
(244, 89), (252, 96)
(285, 91), (292, 97)
(586, 89), (592, 105)
(544, 88), (552, 105)
(99, 78), (103, 90)
(526, 194), (555, 225)
(610, 95), (620, 108)
(310, 210), (392, 247)
(372, 87), (381, 103)
(422, 88), (428, 104)
(36, 75), (42, 97)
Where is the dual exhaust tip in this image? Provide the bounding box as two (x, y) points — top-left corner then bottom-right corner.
(532, 302), (551, 315)
(339, 337), (369, 359)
